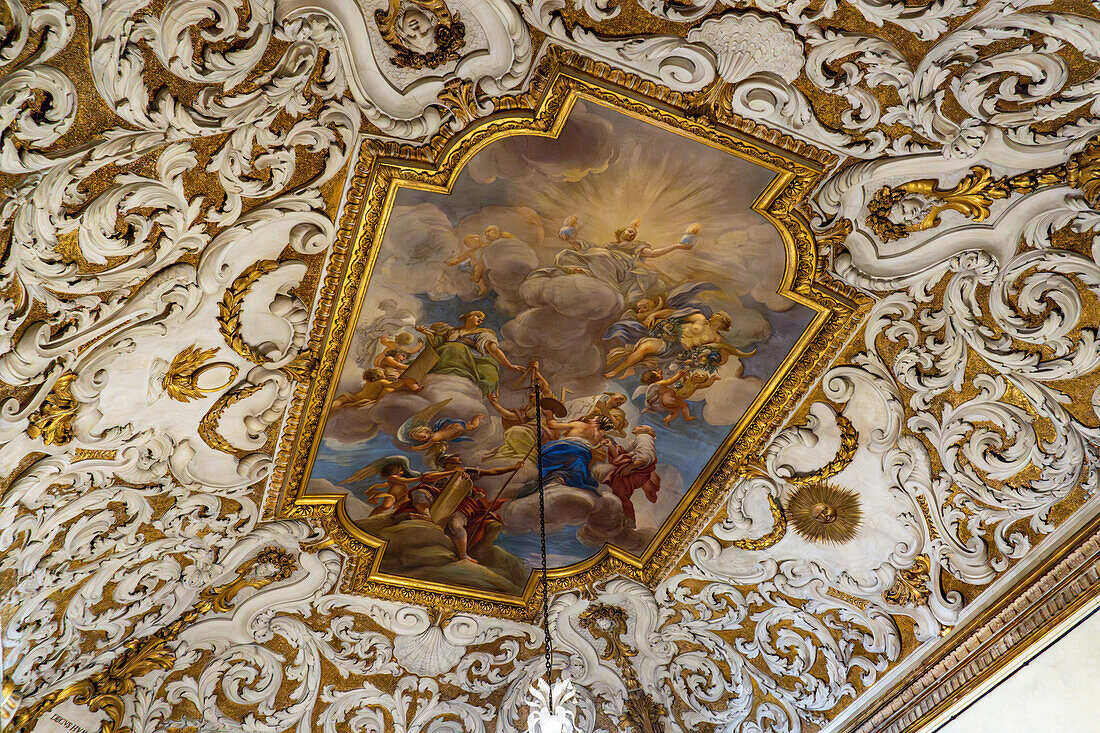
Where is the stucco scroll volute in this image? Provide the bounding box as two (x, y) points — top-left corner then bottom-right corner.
(275, 0), (533, 140)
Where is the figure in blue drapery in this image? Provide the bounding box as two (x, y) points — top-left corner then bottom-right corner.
(517, 415), (617, 498)
(539, 437), (601, 493)
(516, 437), (600, 498)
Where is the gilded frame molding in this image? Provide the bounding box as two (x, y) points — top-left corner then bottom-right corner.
(268, 53), (868, 619)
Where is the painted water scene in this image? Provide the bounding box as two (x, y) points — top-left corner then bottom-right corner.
(306, 100), (815, 595)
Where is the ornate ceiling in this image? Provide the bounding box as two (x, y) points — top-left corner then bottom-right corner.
(3, 0), (1100, 730)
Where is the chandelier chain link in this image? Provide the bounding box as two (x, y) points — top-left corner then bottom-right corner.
(534, 382), (553, 712)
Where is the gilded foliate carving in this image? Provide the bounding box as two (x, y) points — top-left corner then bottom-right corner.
(883, 555), (933, 607)
(197, 381), (271, 457)
(201, 547), (296, 612)
(218, 260), (281, 365)
(437, 78), (480, 126)
(162, 346), (238, 402)
(2, 680), (21, 729)
(730, 493), (788, 551)
(785, 414), (859, 486)
(217, 259), (311, 380)
(25, 373), (78, 445)
(867, 137), (1100, 242)
(580, 603), (665, 733)
(277, 348), (316, 382)
(827, 587), (870, 610)
(579, 604), (635, 670)
(624, 693), (665, 733)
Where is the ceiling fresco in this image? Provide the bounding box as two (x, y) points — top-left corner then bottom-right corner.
(287, 87), (856, 604)
(3, 0), (1100, 730)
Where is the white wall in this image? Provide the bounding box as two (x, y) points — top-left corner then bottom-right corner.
(934, 607), (1100, 733)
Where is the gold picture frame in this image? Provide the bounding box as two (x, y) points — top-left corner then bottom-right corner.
(268, 54), (868, 619)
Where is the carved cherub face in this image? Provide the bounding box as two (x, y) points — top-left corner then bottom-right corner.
(395, 7), (436, 54)
(891, 193), (936, 227)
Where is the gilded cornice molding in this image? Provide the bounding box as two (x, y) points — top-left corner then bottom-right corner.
(848, 512), (1100, 732)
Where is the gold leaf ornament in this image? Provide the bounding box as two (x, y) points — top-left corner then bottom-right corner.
(375, 0), (466, 70)
(1067, 137), (1100, 207)
(579, 604), (635, 668)
(866, 166), (1012, 242)
(26, 373), (79, 445)
(912, 166), (1008, 225)
(162, 345), (239, 402)
(883, 555), (932, 607)
(579, 604), (665, 733)
(218, 260), (280, 365)
(201, 547), (296, 613)
(867, 134), (1100, 242)
(731, 494), (788, 551)
(2, 679), (20, 729)
(438, 78), (479, 125)
(198, 382), (267, 456)
(784, 413), (859, 486)
(218, 259), (313, 380)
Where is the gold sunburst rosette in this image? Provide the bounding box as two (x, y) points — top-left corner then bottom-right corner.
(787, 481), (863, 544)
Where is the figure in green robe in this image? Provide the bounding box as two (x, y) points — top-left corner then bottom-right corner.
(415, 311), (523, 396)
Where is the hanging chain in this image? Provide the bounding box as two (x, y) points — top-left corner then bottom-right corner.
(534, 382), (553, 711)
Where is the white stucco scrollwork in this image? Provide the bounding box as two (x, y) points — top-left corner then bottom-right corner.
(4, 0), (1100, 731)
(276, 0), (532, 139)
